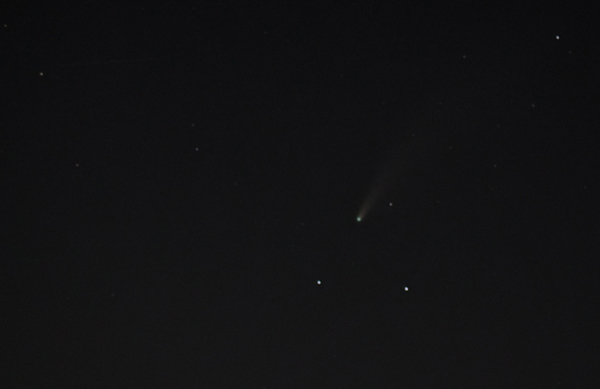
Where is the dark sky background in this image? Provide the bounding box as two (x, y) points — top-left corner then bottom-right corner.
(2, 2), (599, 387)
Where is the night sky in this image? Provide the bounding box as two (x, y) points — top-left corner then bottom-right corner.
(2, 2), (599, 387)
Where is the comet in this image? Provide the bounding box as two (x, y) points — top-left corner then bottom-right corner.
(356, 133), (421, 222)
(356, 181), (384, 222)
(355, 110), (445, 223)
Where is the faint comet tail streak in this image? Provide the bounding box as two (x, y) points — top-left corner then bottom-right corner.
(357, 182), (384, 221)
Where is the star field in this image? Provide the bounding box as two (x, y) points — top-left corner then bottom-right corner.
(2, 2), (599, 387)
